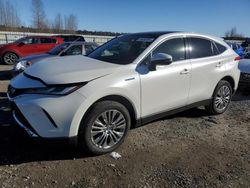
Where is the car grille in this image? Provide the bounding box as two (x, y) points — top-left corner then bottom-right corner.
(11, 102), (39, 136)
(7, 85), (24, 98)
(240, 73), (250, 81)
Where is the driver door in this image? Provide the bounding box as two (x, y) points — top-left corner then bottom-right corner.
(139, 37), (191, 118)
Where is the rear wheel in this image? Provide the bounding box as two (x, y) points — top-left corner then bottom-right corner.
(78, 101), (131, 155)
(3, 52), (18, 65)
(205, 80), (232, 115)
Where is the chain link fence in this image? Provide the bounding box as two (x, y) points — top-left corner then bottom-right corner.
(0, 31), (114, 45)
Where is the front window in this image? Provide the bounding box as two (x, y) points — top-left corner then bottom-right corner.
(64, 45), (82, 55)
(88, 34), (157, 65)
(85, 44), (98, 55)
(15, 37), (39, 44)
(48, 43), (71, 55)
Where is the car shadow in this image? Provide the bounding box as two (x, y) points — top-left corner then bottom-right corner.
(232, 89), (250, 101)
(0, 97), (90, 166)
(0, 70), (12, 80)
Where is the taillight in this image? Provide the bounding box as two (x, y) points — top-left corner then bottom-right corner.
(234, 56), (240, 61)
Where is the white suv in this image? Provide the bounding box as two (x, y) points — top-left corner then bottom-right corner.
(8, 32), (240, 155)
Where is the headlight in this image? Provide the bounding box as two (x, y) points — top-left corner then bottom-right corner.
(15, 60), (32, 71)
(23, 83), (87, 95)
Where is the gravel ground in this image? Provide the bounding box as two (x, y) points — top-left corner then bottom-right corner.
(0, 65), (249, 188)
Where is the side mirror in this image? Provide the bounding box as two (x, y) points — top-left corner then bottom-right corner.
(149, 53), (173, 71)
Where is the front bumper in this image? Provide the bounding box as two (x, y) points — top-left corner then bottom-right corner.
(8, 90), (86, 139)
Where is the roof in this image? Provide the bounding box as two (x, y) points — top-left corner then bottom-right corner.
(127, 31), (180, 38)
(63, 41), (97, 45)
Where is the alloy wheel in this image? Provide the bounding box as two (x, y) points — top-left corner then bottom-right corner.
(90, 110), (126, 149)
(214, 85), (231, 111)
(3, 53), (18, 65)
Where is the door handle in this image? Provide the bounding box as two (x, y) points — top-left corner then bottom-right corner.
(216, 62), (222, 67)
(180, 69), (190, 75)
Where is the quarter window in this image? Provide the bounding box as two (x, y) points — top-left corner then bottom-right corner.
(214, 42), (227, 54)
(189, 38), (213, 59)
(153, 38), (185, 62)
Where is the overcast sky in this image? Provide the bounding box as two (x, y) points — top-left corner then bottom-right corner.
(9, 0), (250, 37)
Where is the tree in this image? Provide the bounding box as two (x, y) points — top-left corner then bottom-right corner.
(225, 27), (243, 38)
(0, 0), (21, 27)
(53, 13), (63, 31)
(64, 14), (77, 31)
(31, 0), (47, 29)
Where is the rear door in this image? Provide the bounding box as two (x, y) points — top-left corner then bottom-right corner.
(187, 37), (226, 104)
(38, 38), (57, 53)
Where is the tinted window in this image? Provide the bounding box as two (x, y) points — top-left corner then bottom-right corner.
(85, 44), (98, 55)
(212, 42), (220, 55)
(65, 45), (82, 55)
(153, 38), (185, 62)
(214, 42), (227, 54)
(51, 39), (56, 43)
(40, 38), (52, 44)
(189, 38), (213, 59)
(49, 43), (71, 55)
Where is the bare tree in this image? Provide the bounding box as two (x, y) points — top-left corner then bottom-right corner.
(0, 0), (21, 27)
(225, 27), (243, 38)
(64, 14), (77, 31)
(31, 0), (47, 29)
(53, 13), (63, 31)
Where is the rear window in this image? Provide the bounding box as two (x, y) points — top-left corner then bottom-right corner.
(189, 37), (213, 59)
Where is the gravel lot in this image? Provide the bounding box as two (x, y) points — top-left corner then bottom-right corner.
(0, 65), (249, 188)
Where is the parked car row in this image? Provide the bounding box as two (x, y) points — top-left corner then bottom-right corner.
(12, 41), (98, 76)
(8, 31), (241, 155)
(0, 35), (91, 65)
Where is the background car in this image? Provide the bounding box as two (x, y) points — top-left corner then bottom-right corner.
(239, 59), (250, 88)
(241, 38), (250, 48)
(226, 41), (244, 58)
(243, 47), (250, 58)
(0, 36), (64, 65)
(52, 35), (85, 42)
(245, 52), (250, 59)
(12, 41), (98, 75)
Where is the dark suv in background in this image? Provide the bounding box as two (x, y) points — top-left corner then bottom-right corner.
(53, 35), (85, 42)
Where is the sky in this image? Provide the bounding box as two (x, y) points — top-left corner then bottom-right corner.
(9, 0), (250, 37)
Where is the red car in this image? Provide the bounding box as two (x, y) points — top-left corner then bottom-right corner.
(0, 36), (64, 65)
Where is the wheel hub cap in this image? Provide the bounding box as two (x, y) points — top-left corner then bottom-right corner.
(91, 110), (126, 149)
(215, 85), (230, 111)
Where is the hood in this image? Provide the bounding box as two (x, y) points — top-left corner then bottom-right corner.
(19, 53), (55, 63)
(24, 55), (119, 85)
(239, 59), (250, 74)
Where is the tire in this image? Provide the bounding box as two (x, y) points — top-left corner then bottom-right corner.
(205, 80), (232, 115)
(2, 52), (18, 65)
(78, 101), (131, 155)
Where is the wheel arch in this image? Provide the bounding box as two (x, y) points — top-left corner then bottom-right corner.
(220, 75), (235, 93)
(87, 95), (137, 128)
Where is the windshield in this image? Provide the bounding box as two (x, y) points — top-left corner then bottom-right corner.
(48, 43), (71, 55)
(88, 34), (156, 64)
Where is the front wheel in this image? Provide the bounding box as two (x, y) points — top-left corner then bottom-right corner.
(78, 101), (131, 155)
(205, 80), (232, 115)
(3, 52), (18, 65)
